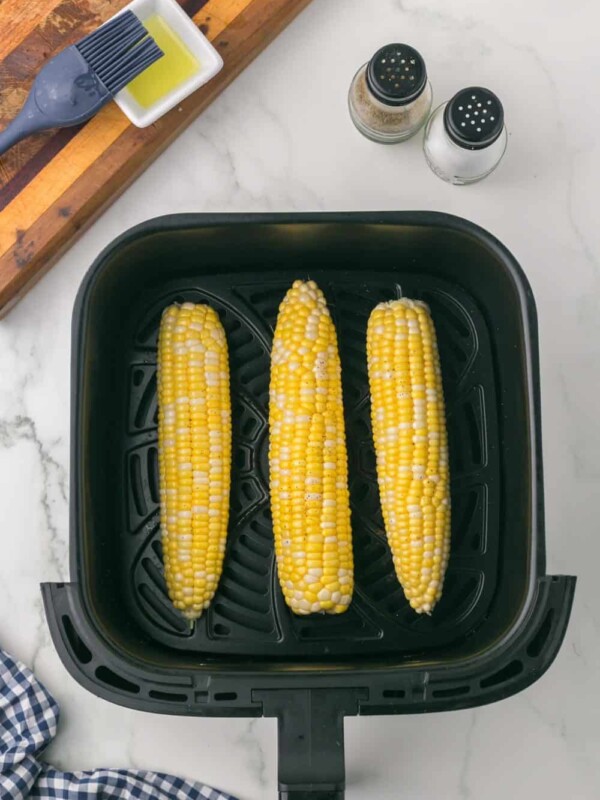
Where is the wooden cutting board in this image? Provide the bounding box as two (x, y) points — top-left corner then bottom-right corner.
(0, 0), (312, 316)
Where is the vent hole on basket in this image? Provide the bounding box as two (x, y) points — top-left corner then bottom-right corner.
(454, 490), (477, 545)
(223, 565), (263, 594)
(368, 576), (399, 603)
(134, 372), (157, 430)
(382, 689), (405, 699)
(133, 369), (145, 387)
(452, 488), (484, 552)
(465, 402), (483, 465)
(249, 515), (271, 539)
(152, 538), (163, 561)
(432, 685), (470, 698)
(243, 480), (260, 502)
(246, 287), (284, 323)
(130, 454), (147, 518)
(526, 608), (555, 658)
(219, 583), (269, 614)
(215, 692), (237, 701)
(95, 666), (140, 694)
(142, 558), (167, 594)
(62, 615), (92, 664)
(231, 327), (254, 351)
(234, 446), (251, 471)
(242, 416), (259, 437)
(147, 447), (159, 505)
(138, 584), (189, 633)
(225, 315), (242, 334)
(149, 689), (188, 702)
(239, 533), (271, 559)
(230, 480), (263, 517)
(425, 296), (471, 340)
(214, 623), (231, 636)
(214, 602), (273, 633)
(239, 356), (267, 388)
(480, 659), (523, 689)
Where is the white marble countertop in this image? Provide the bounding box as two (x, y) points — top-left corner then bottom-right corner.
(1, 0), (598, 797)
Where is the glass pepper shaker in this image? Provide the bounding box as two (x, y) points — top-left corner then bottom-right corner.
(423, 87), (507, 184)
(348, 43), (432, 143)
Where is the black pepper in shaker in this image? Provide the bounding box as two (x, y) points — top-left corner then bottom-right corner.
(348, 44), (433, 143)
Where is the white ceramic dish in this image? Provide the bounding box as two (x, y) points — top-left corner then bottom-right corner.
(113, 0), (223, 127)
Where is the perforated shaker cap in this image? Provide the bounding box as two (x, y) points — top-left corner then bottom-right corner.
(444, 87), (504, 150)
(366, 43), (428, 106)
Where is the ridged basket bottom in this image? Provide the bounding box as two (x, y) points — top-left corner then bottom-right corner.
(119, 270), (500, 658)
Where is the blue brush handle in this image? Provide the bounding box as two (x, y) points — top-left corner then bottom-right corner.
(0, 97), (50, 156)
(0, 47), (109, 157)
(0, 124), (31, 156)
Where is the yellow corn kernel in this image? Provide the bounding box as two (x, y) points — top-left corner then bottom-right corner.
(157, 302), (231, 622)
(367, 298), (450, 614)
(270, 280), (354, 615)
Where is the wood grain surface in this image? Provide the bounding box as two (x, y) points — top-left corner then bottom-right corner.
(0, 0), (312, 315)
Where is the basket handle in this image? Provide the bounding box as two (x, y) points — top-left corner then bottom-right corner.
(259, 688), (363, 800)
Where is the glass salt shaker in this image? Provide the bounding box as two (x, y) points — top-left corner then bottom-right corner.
(348, 43), (432, 143)
(423, 87), (507, 184)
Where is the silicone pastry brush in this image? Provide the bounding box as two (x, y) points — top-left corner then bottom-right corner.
(0, 10), (163, 156)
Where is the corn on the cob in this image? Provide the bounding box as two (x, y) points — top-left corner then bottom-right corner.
(269, 280), (353, 615)
(367, 298), (450, 614)
(157, 302), (231, 622)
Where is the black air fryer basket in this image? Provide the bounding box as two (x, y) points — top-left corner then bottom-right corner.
(43, 213), (575, 799)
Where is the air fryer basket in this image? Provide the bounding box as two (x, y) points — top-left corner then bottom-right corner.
(43, 212), (575, 799)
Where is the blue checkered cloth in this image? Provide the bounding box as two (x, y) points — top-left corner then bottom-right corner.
(0, 648), (237, 800)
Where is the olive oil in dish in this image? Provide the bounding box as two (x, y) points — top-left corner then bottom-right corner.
(126, 14), (199, 108)
(112, 0), (223, 127)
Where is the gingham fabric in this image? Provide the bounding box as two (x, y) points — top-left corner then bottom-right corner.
(0, 648), (237, 800)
